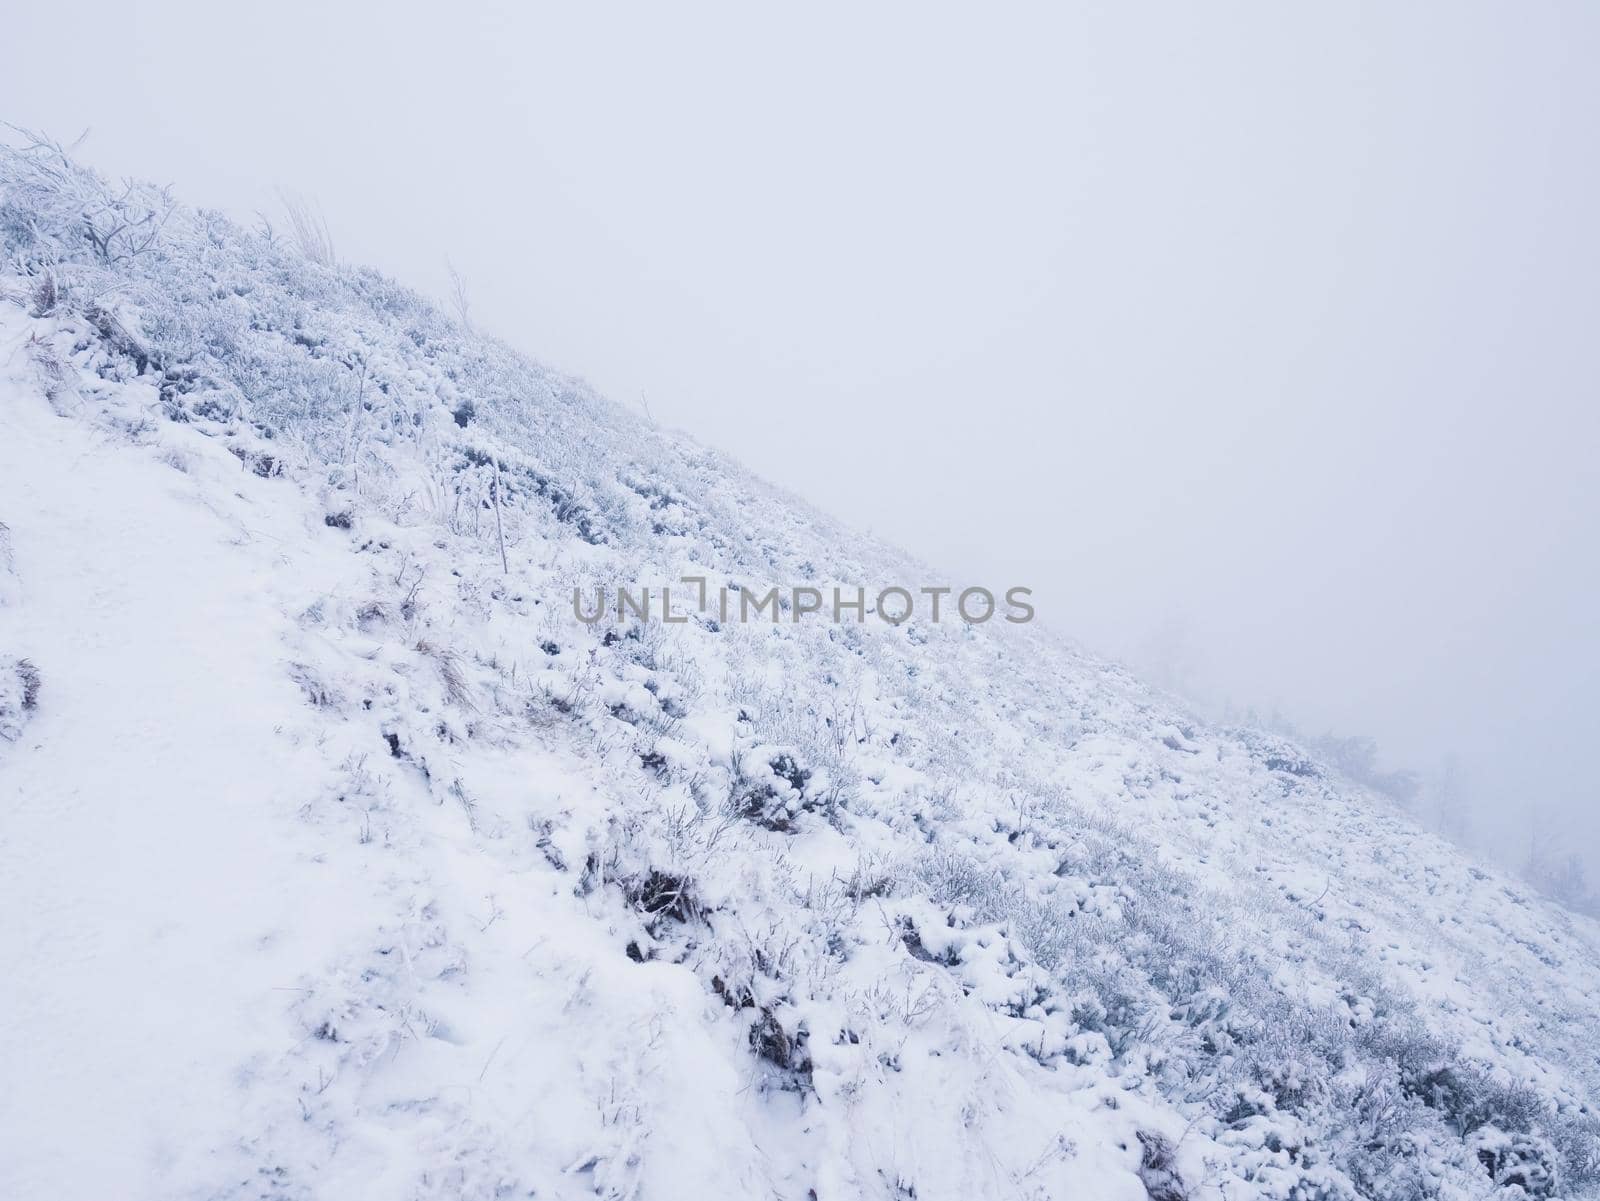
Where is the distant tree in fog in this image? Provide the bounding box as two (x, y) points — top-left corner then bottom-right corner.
(1134, 617), (1201, 697)
(1429, 755), (1472, 844)
(1304, 731), (1421, 809)
(1525, 817), (1595, 915)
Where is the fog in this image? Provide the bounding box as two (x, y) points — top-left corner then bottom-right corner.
(7, 3), (1596, 881)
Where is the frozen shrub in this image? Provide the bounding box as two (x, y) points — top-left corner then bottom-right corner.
(624, 869), (698, 927)
(731, 742), (824, 832)
(748, 1006), (812, 1092)
(1468, 1126), (1560, 1199)
(287, 662), (342, 710)
(0, 657), (41, 742)
(1398, 1060), (1537, 1138)
(896, 915), (959, 966)
(1246, 1043), (1328, 1115)
(731, 682), (862, 813)
(84, 302), (151, 374)
(1136, 1132), (1187, 1201)
(29, 271), (56, 316)
(416, 639), (473, 709)
(913, 846), (1008, 918)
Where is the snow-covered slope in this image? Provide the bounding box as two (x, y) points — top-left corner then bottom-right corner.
(2, 138), (1597, 1201)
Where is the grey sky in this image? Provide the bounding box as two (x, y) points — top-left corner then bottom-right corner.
(7, 2), (1597, 873)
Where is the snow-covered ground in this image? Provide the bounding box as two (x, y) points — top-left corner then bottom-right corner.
(0, 308), (382, 1195)
(1, 140), (1597, 1200)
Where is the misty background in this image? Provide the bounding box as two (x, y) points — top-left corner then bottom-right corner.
(6, 3), (1596, 890)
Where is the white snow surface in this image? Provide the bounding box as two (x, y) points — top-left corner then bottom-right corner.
(1, 144), (1598, 1201)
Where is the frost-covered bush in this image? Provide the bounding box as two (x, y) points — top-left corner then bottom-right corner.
(731, 742), (824, 831)
(913, 846), (1009, 917)
(0, 656), (41, 741)
(1469, 1126), (1562, 1199)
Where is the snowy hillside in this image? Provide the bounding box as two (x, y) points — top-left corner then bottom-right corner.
(2, 136), (1598, 1201)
